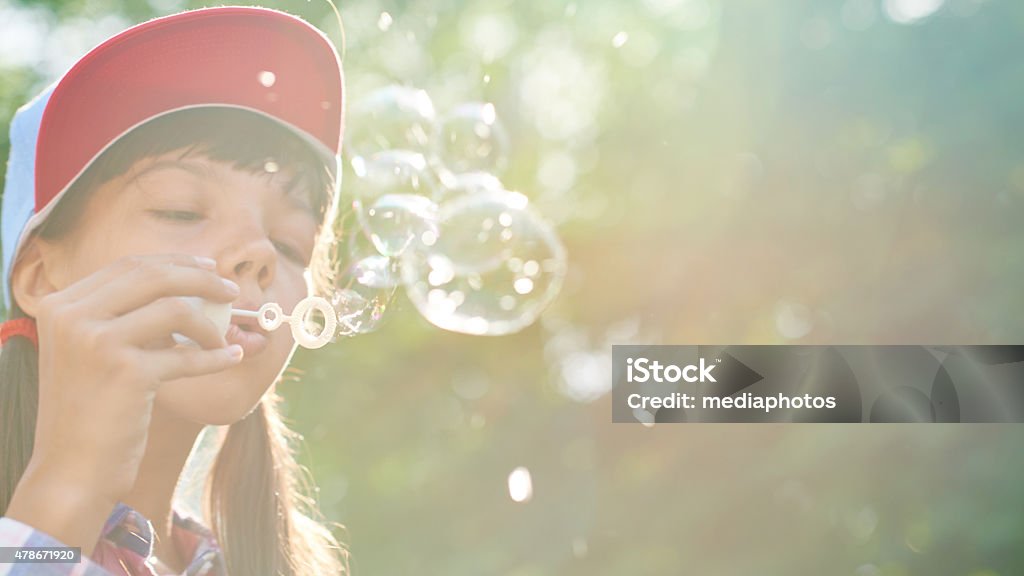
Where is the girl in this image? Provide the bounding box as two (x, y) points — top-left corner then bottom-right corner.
(0, 6), (348, 575)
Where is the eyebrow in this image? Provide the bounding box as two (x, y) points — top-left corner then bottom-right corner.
(126, 158), (213, 186)
(127, 158), (318, 219)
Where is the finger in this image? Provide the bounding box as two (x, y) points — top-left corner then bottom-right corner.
(56, 253), (218, 305)
(74, 260), (239, 319)
(148, 344), (244, 381)
(141, 334), (176, 350)
(109, 297), (229, 350)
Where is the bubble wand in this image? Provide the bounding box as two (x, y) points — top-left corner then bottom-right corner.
(231, 297), (338, 349)
(175, 296), (340, 350)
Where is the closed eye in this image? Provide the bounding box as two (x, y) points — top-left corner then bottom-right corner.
(149, 209), (203, 222)
(273, 240), (307, 264)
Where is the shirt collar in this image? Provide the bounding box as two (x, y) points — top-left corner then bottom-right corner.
(93, 502), (227, 576)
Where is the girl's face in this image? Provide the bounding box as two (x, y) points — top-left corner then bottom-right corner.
(46, 149), (321, 425)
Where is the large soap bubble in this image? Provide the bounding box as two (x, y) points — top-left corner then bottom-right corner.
(433, 170), (505, 203)
(349, 149), (436, 203)
(344, 85), (437, 161)
(358, 193), (439, 257)
(400, 190), (568, 335)
(436, 102), (510, 176)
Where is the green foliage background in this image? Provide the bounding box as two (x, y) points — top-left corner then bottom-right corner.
(3, 0), (1024, 574)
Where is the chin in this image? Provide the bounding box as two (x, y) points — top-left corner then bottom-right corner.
(154, 340), (295, 426)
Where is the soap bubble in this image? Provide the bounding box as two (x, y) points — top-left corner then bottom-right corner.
(334, 240), (398, 335)
(344, 85), (437, 160)
(427, 190), (528, 274)
(434, 170), (506, 203)
(349, 149), (437, 204)
(358, 193), (439, 257)
(308, 86), (566, 340)
(345, 218), (378, 262)
(331, 254), (398, 336)
(308, 215), (397, 337)
(332, 288), (389, 336)
(400, 190), (567, 335)
(349, 254), (399, 289)
(436, 102), (510, 175)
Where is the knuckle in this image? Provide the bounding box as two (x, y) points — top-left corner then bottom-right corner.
(108, 349), (145, 382)
(41, 300), (80, 338)
(119, 254), (146, 272)
(165, 297), (194, 321)
(35, 292), (61, 323)
(147, 261), (172, 283)
(77, 323), (108, 352)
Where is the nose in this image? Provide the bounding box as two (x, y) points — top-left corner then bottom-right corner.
(218, 219), (277, 292)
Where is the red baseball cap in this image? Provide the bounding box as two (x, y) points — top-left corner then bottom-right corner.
(1, 6), (344, 314)
(37, 4), (344, 219)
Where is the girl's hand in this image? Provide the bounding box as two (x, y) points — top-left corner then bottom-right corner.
(5, 253), (242, 554)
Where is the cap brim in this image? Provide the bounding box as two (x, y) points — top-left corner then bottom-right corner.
(36, 6), (344, 212)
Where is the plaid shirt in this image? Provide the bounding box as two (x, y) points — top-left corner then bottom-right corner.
(0, 503), (226, 575)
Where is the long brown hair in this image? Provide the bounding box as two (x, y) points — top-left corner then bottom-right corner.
(0, 107), (348, 575)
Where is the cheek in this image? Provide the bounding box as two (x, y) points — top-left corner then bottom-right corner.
(268, 320), (298, 358)
(57, 213), (189, 289)
(270, 269), (314, 320)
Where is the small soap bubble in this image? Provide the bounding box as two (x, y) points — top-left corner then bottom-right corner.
(436, 102), (510, 175)
(349, 149), (436, 204)
(331, 287), (390, 336)
(358, 193), (439, 257)
(344, 85), (437, 161)
(308, 217), (396, 337)
(330, 254), (399, 336)
(400, 190), (567, 335)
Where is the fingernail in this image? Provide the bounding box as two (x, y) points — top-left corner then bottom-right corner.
(196, 256), (217, 269)
(222, 278), (240, 295)
(226, 344), (243, 360)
